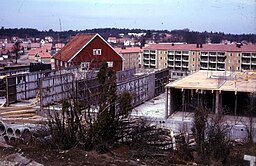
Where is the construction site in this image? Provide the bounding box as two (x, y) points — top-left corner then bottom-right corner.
(0, 67), (255, 165)
(0, 66), (169, 144)
(165, 70), (256, 142)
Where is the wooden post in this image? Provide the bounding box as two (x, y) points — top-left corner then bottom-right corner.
(6, 77), (9, 106)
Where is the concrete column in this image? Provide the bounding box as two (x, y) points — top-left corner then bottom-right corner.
(219, 92), (222, 113)
(212, 92), (215, 113)
(165, 88), (169, 119)
(235, 93), (237, 116)
(215, 91), (219, 114)
(182, 90), (185, 112)
(169, 88), (172, 116)
(197, 90), (200, 107)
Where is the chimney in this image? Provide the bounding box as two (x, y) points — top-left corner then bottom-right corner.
(236, 43), (242, 48)
(196, 43), (199, 48)
(200, 44), (203, 48)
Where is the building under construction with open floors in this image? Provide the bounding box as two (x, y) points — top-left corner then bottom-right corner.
(165, 70), (256, 119)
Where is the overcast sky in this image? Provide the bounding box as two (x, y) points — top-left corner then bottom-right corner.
(0, 0), (255, 34)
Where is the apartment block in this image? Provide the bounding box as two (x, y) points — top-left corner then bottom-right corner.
(142, 43), (256, 72)
(114, 47), (143, 70)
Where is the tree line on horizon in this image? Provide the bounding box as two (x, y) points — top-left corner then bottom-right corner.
(0, 27), (255, 44)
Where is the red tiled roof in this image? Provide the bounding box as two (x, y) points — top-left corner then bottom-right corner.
(145, 43), (256, 52)
(0, 48), (12, 55)
(38, 51), (51, 58)
(27, 48), (51, 58)
(41, 43), (52, 50)
(55, 43), (65, 49)
(114, 47), (143, 54)
(30, 43), (41, 48)
(54, 34), (95, 61)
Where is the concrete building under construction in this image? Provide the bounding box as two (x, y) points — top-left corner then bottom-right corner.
(165, 70), (256, 118)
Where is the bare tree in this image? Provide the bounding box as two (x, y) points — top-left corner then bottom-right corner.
(192, 106), (231, 165)
(13, 40), (22, 64)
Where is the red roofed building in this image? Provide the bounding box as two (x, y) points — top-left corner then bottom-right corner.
(27, 47), (52, 64)
(54, 34), (123, 71)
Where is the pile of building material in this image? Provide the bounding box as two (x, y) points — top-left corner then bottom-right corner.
(0, 121), (33, 144)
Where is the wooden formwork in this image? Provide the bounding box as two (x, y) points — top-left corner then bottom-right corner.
(5, 70), (61, 105)
(40, 73), (74, 108)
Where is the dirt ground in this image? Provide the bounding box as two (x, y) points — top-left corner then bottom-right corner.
(1, 141), (255, 166)
(0, 143), (183, 166)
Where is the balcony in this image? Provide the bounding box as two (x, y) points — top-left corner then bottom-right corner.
(175, 63), (181, 67)
(168, 64), (174, 67)
(182, 51), (189, 55)
(201, 59), (208, 63)
(241, 66), (250, 70)
(252, 53), (256, 58)
(150, 50), (156, 54)
(175, 51), (182, 55)
(242, 53), (251, 58)
(209, 53), (217, 57)
(175, 58), (182, 61)
(168, 55), (174, 61)
(201, 66), (208, 69)
(209, 66), (216, 70)
(143, 51), (149, 55)
(201, 52), (208, 57)
(150, 56), (156, 60)
(150, 63), (156, 66)
(182, 58), (189, 62)
(143, 61), (149, 65)
(242, 61), (251, 65)
(217, 67), (225, 71)
(252, 61), (256, 65)
(168, 51), (174, 55)
(217, 53), (226, 57)
(144, 56), (150, 60)
(217, 60), (225, 64)
(182, 65), (188, 68)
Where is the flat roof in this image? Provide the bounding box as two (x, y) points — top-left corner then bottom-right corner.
(144, 43), (256, 52)
(166, 70), (256, 93)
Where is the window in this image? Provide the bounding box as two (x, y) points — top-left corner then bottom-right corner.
(160, 57), (162, 60)
(81, 62), (89, 70)
(93, 49), (102, 55)
(107, 61), (113, 67)
(192, 58), (195, 61)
